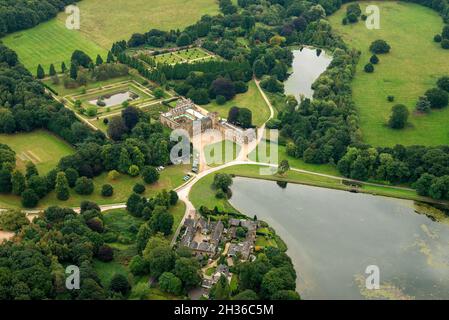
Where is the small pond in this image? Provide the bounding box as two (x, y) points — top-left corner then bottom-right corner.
(229, 177), (449, 300)
(89, 91), (138, 107)
(284, 47), (332, 100)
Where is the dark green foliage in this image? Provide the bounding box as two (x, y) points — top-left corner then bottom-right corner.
(415, 96), (431, 113)
(425, 87), (449, 108)
(95, 54), (103, 66)
(364, 63), (374, 73)
(388, 104), (409, 129)
(36, 64), (45, 79)
(169, 190), (178, 205)
(97, 245), (114, 262)
(71, 50), (93, 68)
(141, 166), (159, 184)
(434, 34), (442, 42)
(159, 272), (182, 295)
(109, 274), (130, 295)
(213, 173), (233, 192)
(369, 39), (391, 54)
(49, 64), (56, 76)
(437, 76), (449, 92)
(65, 168), (79, 188)
(133, 183), (146, 194)
(414, 173), (435, 196)
(21, 189), (39, 208)
(101, 184), (114, 197)
(70, 63), (78, 80)
(370, 55), (379, 64)
(74, 177), (94, 195)
(442, 39), (449, 49)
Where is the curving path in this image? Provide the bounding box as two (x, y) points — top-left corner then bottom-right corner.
(2, 82), (432, 245)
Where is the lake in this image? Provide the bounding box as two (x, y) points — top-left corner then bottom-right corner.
(229, 177), (449, 300)
(284, 47), (332, 100)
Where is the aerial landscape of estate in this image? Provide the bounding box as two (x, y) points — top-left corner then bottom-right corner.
(0, 0), (449, 304)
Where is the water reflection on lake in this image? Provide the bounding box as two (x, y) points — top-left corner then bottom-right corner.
(284, 47), (332, 100)
(229, 177), (449, 300)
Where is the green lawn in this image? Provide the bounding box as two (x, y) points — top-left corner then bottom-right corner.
(329, 1), (449, 147)
(2, 0), (219, 73)
(0, 130), (75, 174)
(56, 0), (219, 49)
(2, 19), (107, 74)
(203, 81), (271, 127)
(0, 164), (191, 209)
(203, 140), (241, 167)
(249, 138), (340, 176)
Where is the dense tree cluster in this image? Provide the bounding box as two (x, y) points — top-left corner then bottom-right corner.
(0, 0), (80, 37)
(0, 45), (172, 207)
(0, 202), (113, 299)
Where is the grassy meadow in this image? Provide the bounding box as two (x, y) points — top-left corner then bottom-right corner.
(203, 81), (271, 127)
(329, 1), (449, 147)
(2, 19), (107, 74)
(1, 0), (219, 73)
(57, 0), (220, 49)
(0, 130), (75, 174)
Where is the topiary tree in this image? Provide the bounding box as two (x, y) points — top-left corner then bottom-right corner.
(370, 55), (379, 64)
(49, 64), (56, 76)
(109, 274), (130, 295)
(216, 95), (227, 105)
(74, 177), (94, 195)
(346, 13), (358, 23)
(11, 170), (26, 196)
(55, 172), (70, 201)
(442, 25), (449, 39)
(133, 183), (146, 194)
(369, 39), (391, 54)
(346, 3), (362, 17)
(442, 39), (449, 49)
(70, 63), (78, 80)
(141, 166), (159, 184)
(21, 189), (39, 208)
(95, 54), (103, 66)
(36, 64), (45, 79)
(434, 34), (442, 43)
(364, 63), (374, 73)
(415, 96), (431, 113)
(388, 104), (409, 129)
(437, 76), (449, 92)
(64, 168), (79, 188)
(101, 184), (114, 197)
(425, 87), (449, 108)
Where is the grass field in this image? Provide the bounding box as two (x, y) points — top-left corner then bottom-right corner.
(203, 140), (241, 167)
(329, 1), (449, 147)
(2, 19), (107, 74)
(1, 0), (219, 73)
(0, 130), (75, 174)
(203, 81), (271, 127)
(56, 0), (219, 49)
(249, 138), (341, 176)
